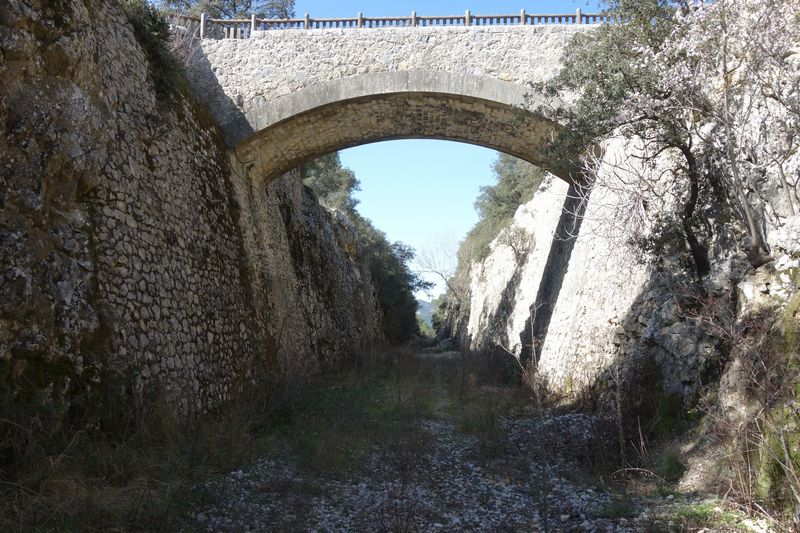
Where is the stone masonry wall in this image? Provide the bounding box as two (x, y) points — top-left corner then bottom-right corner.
(1, 0), (262, 417)
(229, 166), (384, 377)
(1, 0), (384, 422)
(188, 24), (591, 145)
(453, 134), (800, 407)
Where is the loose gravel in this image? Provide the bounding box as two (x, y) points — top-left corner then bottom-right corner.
(181, 409), (737, 532)
(179, 351), (768, 532)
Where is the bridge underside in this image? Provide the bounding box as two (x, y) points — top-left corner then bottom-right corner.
(234, 91), (579, 184)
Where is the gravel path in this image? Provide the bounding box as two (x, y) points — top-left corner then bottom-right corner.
(181, 409), (726, 532)
(179, 350), (769, 532)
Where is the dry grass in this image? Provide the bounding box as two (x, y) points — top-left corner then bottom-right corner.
(0, 385), (264, 532)
(0, 347), (511, 531)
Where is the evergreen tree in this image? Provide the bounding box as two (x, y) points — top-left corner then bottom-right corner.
(302, 153), (360, 214)
(303, 153), (431, 344)
(474, 154), (546, 223)
(158, 0), (295, 19)
(544, 0), (800, 273)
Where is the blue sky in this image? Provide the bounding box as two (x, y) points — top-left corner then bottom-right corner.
(299, 1), (605, 298)
(294, 1), (605, 18)
(342, 141), (495, 298)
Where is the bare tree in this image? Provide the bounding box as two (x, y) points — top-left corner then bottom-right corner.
(414, 238), (470, 306)
(496, 225), (534, 264)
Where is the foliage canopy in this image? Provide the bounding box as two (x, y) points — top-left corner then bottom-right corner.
(302, 154), (430, 344)
(456, 154), (545, 275)
(157, 0), (295, 19)
(545, 0), (800, 275)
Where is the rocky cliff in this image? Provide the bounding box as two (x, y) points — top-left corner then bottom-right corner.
(449, 135), (800, 407)
(0, 0), (382, 425)
(232, 170), (383, 378)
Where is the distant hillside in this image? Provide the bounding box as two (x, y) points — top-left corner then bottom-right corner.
(416, 300), (433, 326)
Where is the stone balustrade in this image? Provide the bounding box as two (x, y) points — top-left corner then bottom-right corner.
(168, 9), (610, 40)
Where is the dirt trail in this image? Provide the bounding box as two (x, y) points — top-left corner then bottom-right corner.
(181, 351), (762, 532)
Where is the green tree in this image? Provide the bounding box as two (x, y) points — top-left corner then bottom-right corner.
(302, 153), (361, 214)
(302, 152), (431, 344)
(350, 213), (431, 343)
(158, 0), (295, 18)
(474, 154), (546, 224)
(542, 0), (799, 274)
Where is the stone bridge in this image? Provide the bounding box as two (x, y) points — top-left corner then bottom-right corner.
(184, 15), (600, 183)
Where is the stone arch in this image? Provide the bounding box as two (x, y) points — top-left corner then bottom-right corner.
(231, 72), (579, 183)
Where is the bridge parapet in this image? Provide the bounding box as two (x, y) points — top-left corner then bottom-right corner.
(184, 16), (592, 184)
(169, 9), (610, 40)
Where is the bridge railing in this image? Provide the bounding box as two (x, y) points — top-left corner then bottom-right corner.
(168, 9), (612, 40)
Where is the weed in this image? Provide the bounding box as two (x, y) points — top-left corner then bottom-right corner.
(668, 501), (743, 530)
(594, 497), (637, 519)
(122, 0), (189, 98)
(260, 349), (440, 475)
(653, 448), (687, 482)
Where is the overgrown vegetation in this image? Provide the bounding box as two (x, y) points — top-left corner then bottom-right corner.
(302, 153), (430, 344)
(261, 349), (439, 474)
(458, 154), (545, 266)
(431, 154), (546, 320)
(695, 299), (800, 528)
(543, 0), (800, 275)
(0, 348), (532, 531)
(123, 0), (188, 97)
(0, 372), (265, 532)
(157, 0), (295, 19)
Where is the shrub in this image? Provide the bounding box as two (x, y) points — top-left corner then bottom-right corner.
(122, 0), (187, 97)
(302, 155), (430, 344)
